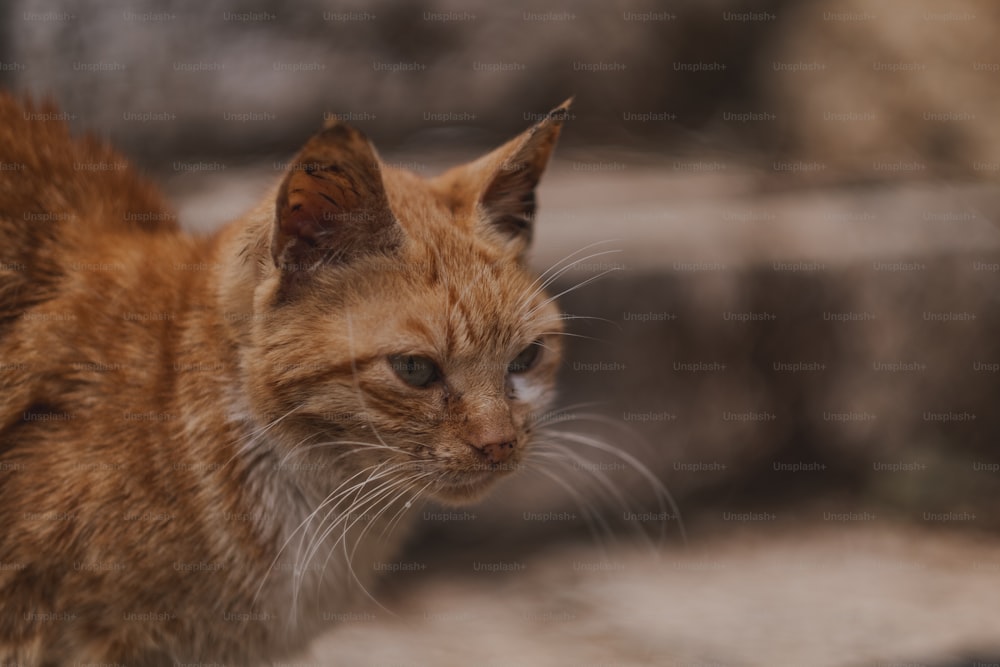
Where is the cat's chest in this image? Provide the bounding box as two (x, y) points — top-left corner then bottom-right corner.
(225, 422), (411, 633)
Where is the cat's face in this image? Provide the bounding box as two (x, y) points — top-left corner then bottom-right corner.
(243, 102), (570, 504)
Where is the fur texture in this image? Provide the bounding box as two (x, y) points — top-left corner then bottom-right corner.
(0, 93), (570, 664)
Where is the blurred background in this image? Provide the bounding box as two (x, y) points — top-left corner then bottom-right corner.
(4, 0), (1000, 664)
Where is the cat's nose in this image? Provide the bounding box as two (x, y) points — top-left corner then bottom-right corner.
(468, 438), (517, 466)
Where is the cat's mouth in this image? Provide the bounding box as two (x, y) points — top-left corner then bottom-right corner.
(431, 466), (518, 503)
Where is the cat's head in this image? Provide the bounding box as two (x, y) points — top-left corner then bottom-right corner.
(240, 100), (571, 504)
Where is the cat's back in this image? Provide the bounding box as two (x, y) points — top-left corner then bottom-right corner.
(0, 93), (179, 332)
(0, 94), (207, 448)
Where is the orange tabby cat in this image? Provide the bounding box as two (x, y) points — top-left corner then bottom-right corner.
(0, 94), (570, 664)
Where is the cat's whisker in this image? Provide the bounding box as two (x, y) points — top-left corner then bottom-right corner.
(351, 472), (435, 560)
(291, 482), (388, 622)
(533, 341), (561, 357)
(261, 458), (420, 619)
(543, 312), (612, 322)
(380, 477), (436, 539)
(530, 441), (660, 551)
(526, 265), (623, 319)
(322, 481), (406, 581)
(537, 330), (603, 345)
(278, 439), (417, 468)
(222, 402), (303, 471)
(531, 402), (607, 428)
(295, 461), (430, 598)
(304, 470), (431, 617)
(525, 462), (617, 551)
(539, 426), (688, 546)
(517, 247), (623, 317)
(292, 462), (409, 606)
(521, 242), (622, 309)
(302, 469), (409, 572)
(349, 474), (432, 557)
(531, 247), (622, 295)
(231, 402), (301, 449)
(530, 444), (630, 509)
(536, 312), (621, 328)
(253, 461), (390, 611)
(534, 239), (618, 284)
(337, 473), (437, 616)
(303, 463), (430, 569)
(533, 312), (622, 342)
(274, 431), (325, 468)
(523, 448), (616, 549)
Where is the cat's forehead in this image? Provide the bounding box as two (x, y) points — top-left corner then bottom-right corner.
(399, 235), (530, 312)
(347, 236), (547, 355)
(378, 166), (509, 269)
(380, 166), (458, 231)
(385, 275), (542, 362)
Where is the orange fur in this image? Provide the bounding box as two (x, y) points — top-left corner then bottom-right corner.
(0, 93), (570, 664)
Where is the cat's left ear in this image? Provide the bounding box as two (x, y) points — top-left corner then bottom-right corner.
(434, 98), (571, 257)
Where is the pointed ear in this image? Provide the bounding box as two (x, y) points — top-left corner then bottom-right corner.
(434, 98), (571, 256)
(271, 122), (402, 278)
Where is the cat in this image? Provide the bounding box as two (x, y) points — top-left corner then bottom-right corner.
(0, 93), (571, 665)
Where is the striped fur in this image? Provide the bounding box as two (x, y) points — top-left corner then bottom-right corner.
(0, 93), (569, 664)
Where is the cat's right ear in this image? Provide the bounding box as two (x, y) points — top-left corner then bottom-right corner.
(271, 123), (402, 281)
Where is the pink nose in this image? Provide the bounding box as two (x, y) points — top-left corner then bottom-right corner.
(469, 439), (517, 465)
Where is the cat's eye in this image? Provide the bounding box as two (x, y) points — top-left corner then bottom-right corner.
(389, 355), (440, 388)
(508, 341), (542, 374)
